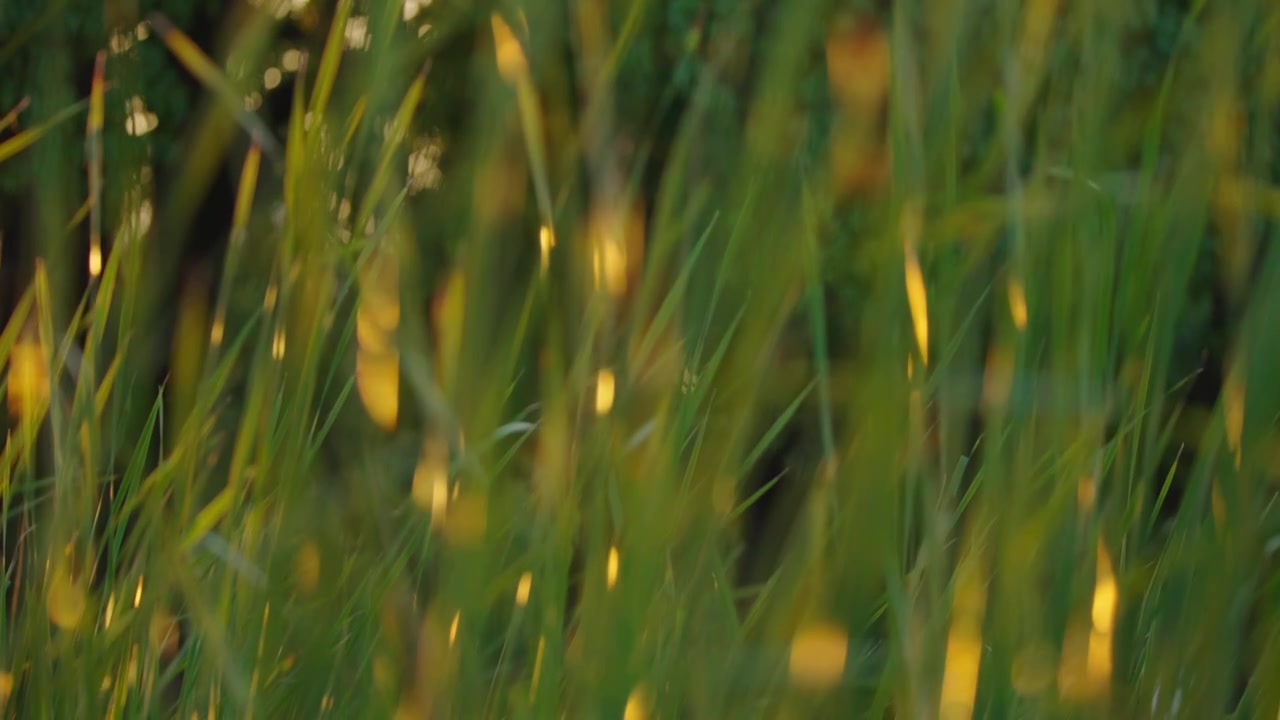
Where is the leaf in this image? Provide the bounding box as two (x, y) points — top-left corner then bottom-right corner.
(0, 99), (88, 165)
(147, 13), (282, 162)
(0, 97), (30, 134)
(308, 0), (354, 121)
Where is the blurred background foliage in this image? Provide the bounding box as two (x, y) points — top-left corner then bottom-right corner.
(4, 0), (1280, 716)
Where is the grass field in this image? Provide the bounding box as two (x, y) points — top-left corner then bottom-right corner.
(3, 0), (1280, 717)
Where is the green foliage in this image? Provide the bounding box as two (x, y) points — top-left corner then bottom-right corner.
(3, 0), (1280, 718)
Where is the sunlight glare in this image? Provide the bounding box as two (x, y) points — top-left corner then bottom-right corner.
(515, 572), (533, 607)
(88, 243), (103, 278)
(539, 224), (555, 274)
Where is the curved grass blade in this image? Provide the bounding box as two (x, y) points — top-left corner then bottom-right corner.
(147, 13), (282, 163)
(0, 98), (88, 165)
(87, 51), (106, 281)
(0, 97), (30, 134)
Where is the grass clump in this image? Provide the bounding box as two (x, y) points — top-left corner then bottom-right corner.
(2, 0), (1280, 717)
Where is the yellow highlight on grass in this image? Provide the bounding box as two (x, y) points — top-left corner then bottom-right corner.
(432, 270), (466, 390)
(1007, 276), (1028, 330)
(88, 245), (103, 278)
(595, 368), (616, 415)
(940, 553), (988, 720)
(411, 438), (450, 528)
(357, 246), (401, 431)
(940, 630), (982, 719)
(1061, 540), (1116, 697)
(357, 351), (399, 431)
(530, 634), (546, 699)
(1088, 544), (1117, 690)
(539, 224), (555, 274)
(47, 562), (86, 631)
(515, 571), (533, 607)
(7, 330), (48, 418)
(901, 202), (929, 365)
(588, 204), (636, 297)
(271, 327), (287, 360)
(1090, 545), (1116, 635)
(595, 238), (628, 296)
(0, 670), (11, 708)
(623, 685), (652, 720)
(103, 593), (116, 630)
(490, 13), (529, 83)
(210, 315), (225, 346)
(788, 622), (848, 689)
(88, 51), (105, 280)
(606, 545), (620, 589)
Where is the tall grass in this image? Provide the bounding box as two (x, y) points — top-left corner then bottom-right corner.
(2, 0), (1280, 717)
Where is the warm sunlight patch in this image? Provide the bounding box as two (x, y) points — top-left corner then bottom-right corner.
(490, 13), (528, 82)
(788, 622), (848, 689)
(1007, 276), (1028, 330)
(623, 684), (652, 720)
(412, 438), (450, 529)
(539, 224), (555, 274)
(47, 562), (86, 631)
(7, 329), (48, 418)
(595, 368), (616, 415)
(941, 551), (987, 719)
(357, 245), (401, 431)
(902, 202), (929, 365)
(515, 571), (533, 607)
(88, 244), (103, 278)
